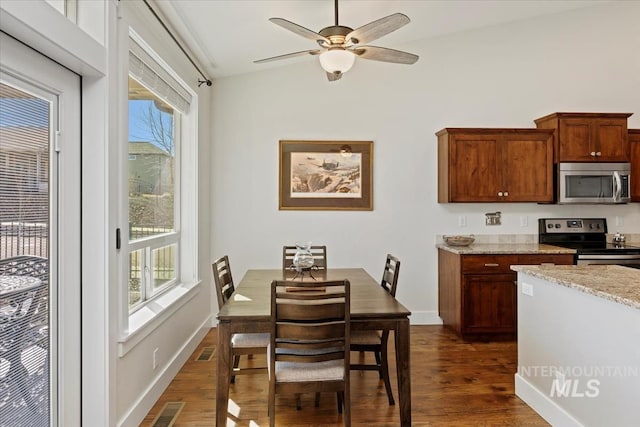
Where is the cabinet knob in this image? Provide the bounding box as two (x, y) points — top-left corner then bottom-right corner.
(504, 191), (509, 196)
(590, 151), (596, 156)
(596, 151), (602, 156)
(497, 192), (503, 196)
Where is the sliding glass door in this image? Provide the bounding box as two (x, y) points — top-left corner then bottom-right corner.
(0, 33), (80, 426)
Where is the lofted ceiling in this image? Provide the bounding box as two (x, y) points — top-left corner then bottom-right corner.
(152, 0), (604, 80)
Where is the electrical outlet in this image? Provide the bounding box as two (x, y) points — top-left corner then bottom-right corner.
(458, 215), (467, 227)
(153, 348), (159, 370)
(520, 216), (528, 227)
(522, 283), (534, 296)
(615, 216), (624, 226)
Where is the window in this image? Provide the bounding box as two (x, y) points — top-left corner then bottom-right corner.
(45, 0), (77, 22)
(126, 32), (194, 313)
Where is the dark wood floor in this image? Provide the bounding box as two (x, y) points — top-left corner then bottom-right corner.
(141, 325), (549, 426)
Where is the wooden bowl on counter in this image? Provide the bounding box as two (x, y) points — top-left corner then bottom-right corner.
(443, 235), (475, 247)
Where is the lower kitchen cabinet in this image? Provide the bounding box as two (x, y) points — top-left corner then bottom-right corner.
(438, 249), (574, 340)
(463, 273), (516, 335)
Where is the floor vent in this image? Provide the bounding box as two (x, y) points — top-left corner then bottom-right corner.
(196, 346), (215, 361)
(152, 402), (184, 427)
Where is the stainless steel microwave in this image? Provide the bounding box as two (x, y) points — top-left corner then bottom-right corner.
(558, 162), (631, 204)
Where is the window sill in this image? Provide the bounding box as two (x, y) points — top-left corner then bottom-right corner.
(118, 280), (201, 357)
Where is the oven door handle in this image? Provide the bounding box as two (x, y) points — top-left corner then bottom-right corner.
(613, 171), (622, 202)
(578, 254), (640, 260)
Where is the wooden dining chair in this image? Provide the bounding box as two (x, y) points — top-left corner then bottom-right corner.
(212, 255), (269, 383)
(350, 254), (401, 405)
(282, 245), (327, 270)
(269, 279), (351, 427)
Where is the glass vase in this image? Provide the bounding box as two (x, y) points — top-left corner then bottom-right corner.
(293, 241), (314, 272)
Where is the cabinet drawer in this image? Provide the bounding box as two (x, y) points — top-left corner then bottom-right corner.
(517, 254), (575, 265)
(462, 255), (518, 274)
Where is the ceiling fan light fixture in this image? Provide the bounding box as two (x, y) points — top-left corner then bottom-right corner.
(319, 48), (355, 74)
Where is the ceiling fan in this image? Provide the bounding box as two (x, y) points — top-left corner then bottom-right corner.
(254, 0), (419, 81)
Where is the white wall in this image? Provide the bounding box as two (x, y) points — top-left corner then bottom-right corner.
(210, 2), (640, 323)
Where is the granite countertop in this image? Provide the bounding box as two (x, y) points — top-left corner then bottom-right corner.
(511, 264), (640, 310)
(436, 243), (576, 255)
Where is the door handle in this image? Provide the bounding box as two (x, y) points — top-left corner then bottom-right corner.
(613, 171), (622, 202)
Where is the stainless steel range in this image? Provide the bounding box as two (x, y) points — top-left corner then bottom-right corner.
(538, 218), (640, 268)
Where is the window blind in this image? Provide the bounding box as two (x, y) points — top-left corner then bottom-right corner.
(129, 34), (192, 114)
(0, 81), (50, 425)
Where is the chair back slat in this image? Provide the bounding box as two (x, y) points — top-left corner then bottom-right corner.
(381, 254), (401, 297)
(277, 321), (346, 341)
(212, 255), (235, 309)
(276, 351), (345, 364)
(276, 302), (345, 322)
(282, 245), (327, 270)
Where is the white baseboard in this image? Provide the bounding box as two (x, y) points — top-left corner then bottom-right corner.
(409, 310), (443, 325)
(117, 315), (212, 427)
(515, 373), (584, 427)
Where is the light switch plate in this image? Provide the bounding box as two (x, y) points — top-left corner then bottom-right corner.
(522, 282), (534, 296)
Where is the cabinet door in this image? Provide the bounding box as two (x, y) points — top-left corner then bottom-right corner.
(630, 130), (640, 201)
(593, 119), (629, 161)
(559, 118), (592, 161)
(449, 135), (500, 202)
(501, 134), (554, 202)
(462, 273), (516, 334)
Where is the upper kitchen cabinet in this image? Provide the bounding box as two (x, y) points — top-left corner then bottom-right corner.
(534, 112), (632, 162)
(630, 129), (640, 201)
(437, 128), (554, 203)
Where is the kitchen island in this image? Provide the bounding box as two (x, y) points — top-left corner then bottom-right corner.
(511, 265), (640, 427)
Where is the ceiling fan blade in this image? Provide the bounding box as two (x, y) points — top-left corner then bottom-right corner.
(269, 18), (330, 45)
(352, 46), (419, 64)
(326, 71), (343, 82)
(254, 49), (322, 64)
(345, 13), (410, 45)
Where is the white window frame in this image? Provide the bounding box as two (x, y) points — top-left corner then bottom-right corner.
(126, 100), (181, 313)
(118, 29), (199, 353)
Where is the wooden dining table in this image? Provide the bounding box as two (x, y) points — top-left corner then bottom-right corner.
(216, 268), (412, 426)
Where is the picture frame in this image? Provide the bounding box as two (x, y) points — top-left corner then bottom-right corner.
(279, 140), (373, 210)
